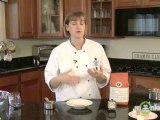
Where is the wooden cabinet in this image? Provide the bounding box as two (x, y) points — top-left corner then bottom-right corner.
(0, 68), (54, 103)
(115, 0), (141, 9)
(20, 69), (41, 103)
(63, 0), (88, 36)
(88, 0), (115, 38)
(5, 0), (64, 39)
(5, 0), (36, 39)
(100, 85), (109, 99)
(41, 69), (55, 101)
(0, 73), (19, 92)
(37, 0), (64, 38)
(144, 0), (160, 7)
(116, 0), (160, 9)
(64, 0), (88, 15)
(131, 75), (160, 90)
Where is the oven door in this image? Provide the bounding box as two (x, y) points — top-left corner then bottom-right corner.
(39, 47), (53, 61)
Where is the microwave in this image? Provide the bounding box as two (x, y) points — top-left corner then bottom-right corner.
(32, 45), (57, 61)
(115, 7), (160, 37)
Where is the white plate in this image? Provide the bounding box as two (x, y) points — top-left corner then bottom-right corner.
(128, 110), (158, 120)
(66, 99), (93, 109)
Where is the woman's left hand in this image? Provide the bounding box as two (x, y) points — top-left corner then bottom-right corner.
(87, 66), (106, 83)
(87, 67), (102, 78)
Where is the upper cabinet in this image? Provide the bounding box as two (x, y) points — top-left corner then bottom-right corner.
(115, 0), (141, 9)
(64, 0), (88, 16)
(64, 0), (88, 36)
(144, 0), (160, 7)
(5, 0), (64, 39)
(37, 0), (64, 38)
(116, 0), (160, 9)
(5, 0), (36, 39)
(5, 0), (115, 39)
(88, 0), (115, 38)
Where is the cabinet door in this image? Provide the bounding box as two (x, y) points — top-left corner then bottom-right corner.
(37, 0), (63, 38)
(41, 69), (55, 101)
(64, 0), (88, 36)
(88, 0), (115, 38)
(131, 75), (160, 91)
(64, 0), (88, 17)
(0, 73), (19, 92)
(100, 85), (109, 99)
(143, 0), (160, 7)
(115, 0), (142, 9)
(5, 0), (36, 39)
(20, 70), (41, 103)
(19, 0), (36, 38)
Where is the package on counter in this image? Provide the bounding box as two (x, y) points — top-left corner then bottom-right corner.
(109, 72), (129, 105)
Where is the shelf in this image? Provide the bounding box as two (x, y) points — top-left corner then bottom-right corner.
(89, 0), (114, 37)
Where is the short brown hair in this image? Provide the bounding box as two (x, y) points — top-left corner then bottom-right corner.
(64, 11), (86, 37)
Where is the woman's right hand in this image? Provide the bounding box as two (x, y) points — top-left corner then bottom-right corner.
(60, 69), (80, 86)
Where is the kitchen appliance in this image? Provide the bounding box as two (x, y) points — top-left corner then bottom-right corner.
(32, 45), (57, 62)
(115, 7), (160, 37)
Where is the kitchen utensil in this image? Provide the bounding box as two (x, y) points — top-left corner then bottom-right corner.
(148, 88), (160, 101)
(44, 97), (55, 110)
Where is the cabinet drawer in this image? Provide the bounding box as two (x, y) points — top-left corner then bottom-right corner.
(21, 70), (39, 82)
(132, 76), (160, 89)
(0, 74), (19, 87)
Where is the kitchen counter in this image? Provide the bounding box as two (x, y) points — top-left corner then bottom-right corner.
(1, 57), (160, 77)
(0, 56), (46, 74)
(0, 94), (160, 120)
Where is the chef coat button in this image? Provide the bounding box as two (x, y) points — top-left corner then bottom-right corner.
(74, 52), (76, 54)
(88, 79), (90, 82)
(83, 50), (85, 52)
(89, 94), (91, 96)
(80, 96), (82, 98)
(85, 65), (87, 67)
(76, 66), (78, 68)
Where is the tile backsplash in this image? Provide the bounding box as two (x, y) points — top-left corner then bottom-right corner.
(132, 52), (160, 61)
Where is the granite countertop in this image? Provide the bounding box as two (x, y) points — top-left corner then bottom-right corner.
(0, 57), (160, 77)
(0, 94), (160, 120)
(0, 56), (46, 74)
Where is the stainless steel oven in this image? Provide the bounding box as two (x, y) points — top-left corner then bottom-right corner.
(32, 45), (57, 61)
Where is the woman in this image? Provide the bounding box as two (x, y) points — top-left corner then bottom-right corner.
(44, 11), (111, 101)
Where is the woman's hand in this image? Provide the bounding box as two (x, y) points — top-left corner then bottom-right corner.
(87, 66), (106, 84)
(59, 69), (80, 86)
(49, 69), (80, 89)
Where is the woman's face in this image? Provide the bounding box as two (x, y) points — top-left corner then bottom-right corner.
(65, 17), (85, 39)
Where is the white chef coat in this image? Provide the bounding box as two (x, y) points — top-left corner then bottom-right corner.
(44, 38), (111, 101)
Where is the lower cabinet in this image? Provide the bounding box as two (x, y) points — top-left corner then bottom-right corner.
(20, 69), (41, 103)
(0, 73), (19, 92)
(131, 75), (160, 90)
(41, 68), (55, 101)
(1, 70), (160, 102)
(100, 85), (109, 99)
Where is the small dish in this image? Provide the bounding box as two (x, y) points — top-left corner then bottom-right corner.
(66, 99), (93, 110)
(128, 110), (158, 120)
